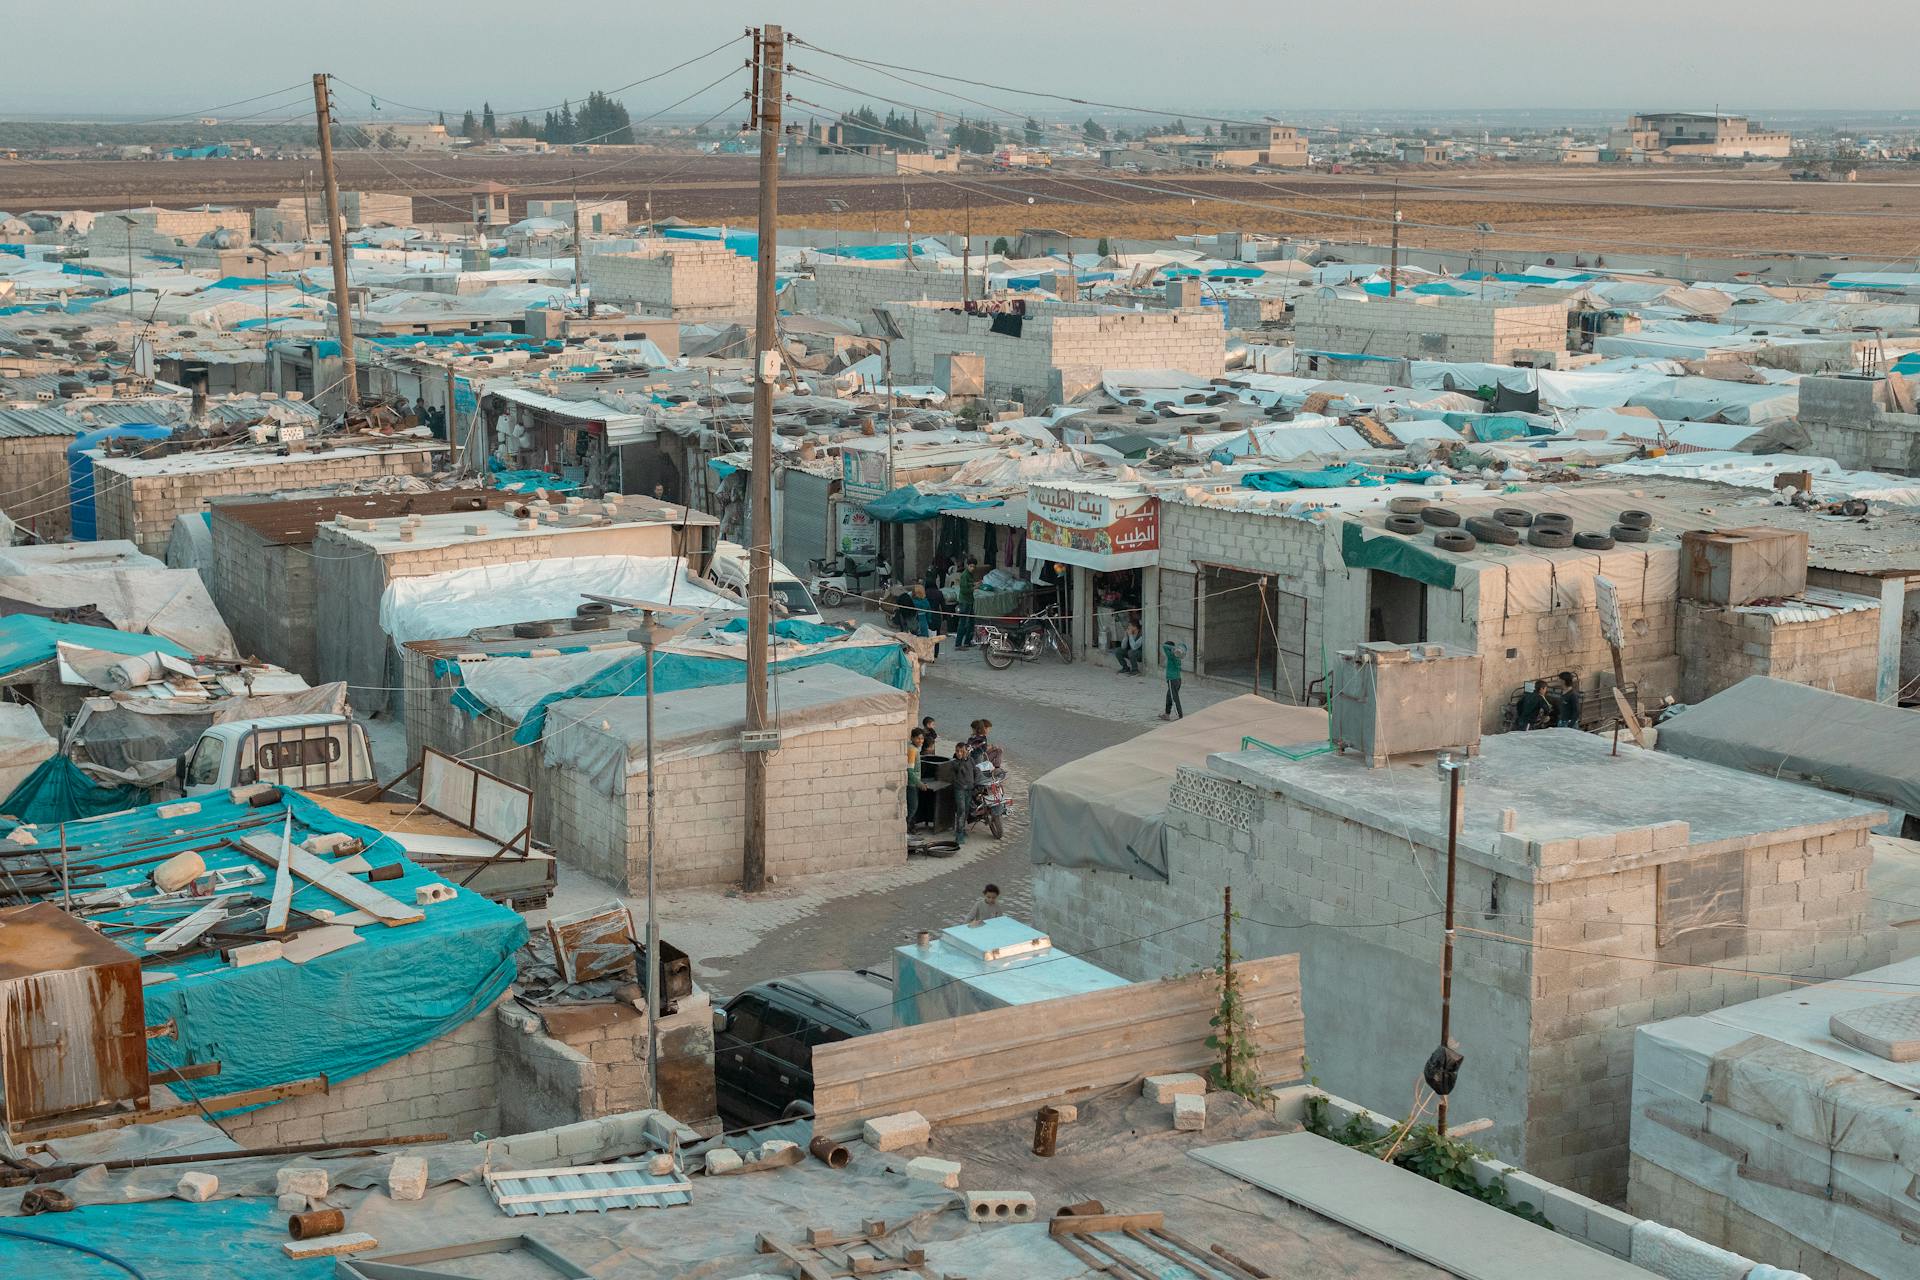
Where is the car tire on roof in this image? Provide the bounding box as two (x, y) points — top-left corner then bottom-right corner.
(1433, 530), (1477, 554)
(1532, 511), (1573, 528)
(1387, 496), (1428, 515)
(1464, 516), (1520, 545)
(1611, 523), (1650, 543)
(1420, 506), (1462, 528)
(1527, 526), (1574, 549)
(1617, 509), (1654, 530)
(1384, 514), (1423, 535)
(1493, 507), (1533, 527)
(1574, 531), (1616, 550)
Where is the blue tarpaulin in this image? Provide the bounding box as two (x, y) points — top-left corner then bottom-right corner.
(510, 636), (916, 744)
(4, 788), (524, 1106)
(716, 617), (847, 644)
(0, 755), (143, 825)
(0, 244), (24, 258)
(0, 615), (192, 679)
(0, 1199), (331, 1279)
(862, 485), (1004, 523)
(487, 456), (580, 495)
(1361, 280), (1472, 297)
(1242, 463), (1382, 492)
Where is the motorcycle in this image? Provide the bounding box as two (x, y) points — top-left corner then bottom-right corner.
(806, 555), (890, 608)
(962, 760), (1009, 840)
(977, 603), (1074, 670)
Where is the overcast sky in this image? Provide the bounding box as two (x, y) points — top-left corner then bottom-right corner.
(4, 0), (1911, 118)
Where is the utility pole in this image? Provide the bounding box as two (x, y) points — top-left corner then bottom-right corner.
(570, 172), (584, 308)
(742, 24), (783, 895)
(962, 196), (972, 306)
(1435, 754), (1465, 1135)
(311, 73), (357, 419)
(1388, 180), (1402, 298)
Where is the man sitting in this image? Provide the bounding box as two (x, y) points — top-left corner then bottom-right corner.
(1116, 621), (1144, 675)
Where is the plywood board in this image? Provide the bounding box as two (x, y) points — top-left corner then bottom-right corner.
(235, 835), (423, 926)
(1191, 1133), (1646, 1280)
(812, 954), (1304, 1141)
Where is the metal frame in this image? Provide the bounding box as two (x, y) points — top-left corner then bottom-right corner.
(334, 1234), (592, 1280)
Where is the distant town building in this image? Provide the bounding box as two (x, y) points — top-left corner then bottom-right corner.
(1612, 112), (1792, 159)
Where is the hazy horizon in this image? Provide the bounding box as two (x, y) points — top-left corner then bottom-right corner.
(3, 0), (1912, 118)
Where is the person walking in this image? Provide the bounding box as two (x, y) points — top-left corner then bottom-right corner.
(1512, 678), (1551, 731)
(1116, 620), (1144, 675)
(950, 742), (977, 844)
(1158, 639), (1187, 720)
(906, 728), (925, 831)
(955, 558), (977, 650)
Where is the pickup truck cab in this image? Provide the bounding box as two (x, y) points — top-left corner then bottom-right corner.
(179, 713), (375, 797)
(708, 540), (823, 623)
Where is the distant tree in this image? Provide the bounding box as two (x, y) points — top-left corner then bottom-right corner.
(1024, 117), (1043, 147)
(1113, 128), (1131, 143)
(506, 116), (537, 138)
(992, 236), (1010, 255)
(1097, 237), (1111, 257)
(576, 91), (633, 145)
(1082, 118), (1107, 143)
(481, 102), (497, 137)
(460, 110), (478, 138)
(437, 112), (446, 129)
(374, 126), (401, 150)
(1170, 118), (1188, 136)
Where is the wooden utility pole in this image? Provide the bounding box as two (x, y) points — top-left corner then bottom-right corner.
(570, 172), (583, 308)
(962, 196), (972, 306)
(311, 74), (357, 418)
(742, 24), (783, 894)
(1388, 180), (1402, 298)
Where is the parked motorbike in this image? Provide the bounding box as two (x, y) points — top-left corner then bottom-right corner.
(806, 555), (890, 608)
(977, 603), (1074, 670)
(963, 760), (1009, 840)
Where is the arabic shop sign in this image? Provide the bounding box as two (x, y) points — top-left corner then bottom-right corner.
(1026, 486), (1160, 570)
(842, 446), (890, 503)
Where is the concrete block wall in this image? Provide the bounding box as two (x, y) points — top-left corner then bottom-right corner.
(494, 996), (717, 1136)
(400, 647), (544, 820)
(542, 716), (907, 892)
(585, 246), (753, 320)
(209, 516), (316, 678)
(897, 304), (1224, 397)
(1796, 374), (1920, 474)
(221, 997), (502, 1147)
(1627, 1155), (1876, 1280)
(1033, 760), (1893, 1203)
(96, 449), (442, 556)
(1677, 599), (1881, 703)
(0, 435), (74, 541)
(1294, 295), (1569, 364)
(811, 263), (984, 326)
(1155, 501), (1329, 700)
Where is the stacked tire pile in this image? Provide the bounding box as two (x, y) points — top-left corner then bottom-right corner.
(1383, 498), (1656, 554)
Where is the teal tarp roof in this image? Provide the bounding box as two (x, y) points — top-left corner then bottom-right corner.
(2, 788), (524, 1109)
(0, 614), (193, 678)
(0, 755), (142, 825)
(863, 485), (1004, 523)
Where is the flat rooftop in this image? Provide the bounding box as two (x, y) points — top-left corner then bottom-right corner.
(89, 436), (445, 477)
(1209, 728), (1882, 872)
(315, 495), (712, 555)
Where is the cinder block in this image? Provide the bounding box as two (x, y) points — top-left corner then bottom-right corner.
(966, 1190), (1037, 1222)
(277, 1192), (313, 1214)
(1174, 1092), (1207, 1131)
(862, 1110), (931, 1151)
(1143, 1073), (1206, 1103)
(387, 1156), (427, 1202)
(904, 1156), (962, 1189)
(277, 1166), (329, 1198)
(175, 1171), (218, 1201)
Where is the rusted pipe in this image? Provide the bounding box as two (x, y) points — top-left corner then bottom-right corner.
(288, 1208), (344, 1239)
(1033, 1105), (1060, 1157)
(808, 1135), (850, 1168)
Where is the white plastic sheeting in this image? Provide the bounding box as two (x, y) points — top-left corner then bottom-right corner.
(378, 556), (739, 647)
(1601, 451), (1920, 504)
(0, 568), (235, 657)
(0, 701), (56, 798)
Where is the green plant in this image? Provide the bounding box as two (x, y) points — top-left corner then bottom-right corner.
(1303, 1105), (1551, 1228)
(1205, 910), (1263, 1101)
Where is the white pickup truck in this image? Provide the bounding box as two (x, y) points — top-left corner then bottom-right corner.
(178, 713), (375, 797)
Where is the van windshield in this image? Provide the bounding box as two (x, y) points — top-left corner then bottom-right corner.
(771, 581), (817, 616)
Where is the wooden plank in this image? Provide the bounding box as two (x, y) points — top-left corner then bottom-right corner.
(283, 1232), (378, 1260)
(1191, 1133), (1648, 1280)
(16, 1075), (328, 1140)
(236, 835), (423, 926)
(491, 1181), (690, 1207)
(811, 956), (1303, 1139)
(144, 897), (232, 954)
(1048, 1211), (1165, 1236)
(265, 813), (294, 934)
(756, 1234), (837, 1280)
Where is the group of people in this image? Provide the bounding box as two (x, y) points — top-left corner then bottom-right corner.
(890, 558), (981, 649)
(905, 716), (1002, 843)
(1511, 670), (1583, 732)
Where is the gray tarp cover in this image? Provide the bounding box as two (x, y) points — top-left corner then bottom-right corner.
(66, 683), (349, 772)
(1028, 694), (1328, 880)
(1656, 676), (1920, 820)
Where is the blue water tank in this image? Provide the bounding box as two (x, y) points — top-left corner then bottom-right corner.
(66, 423), (173, 540)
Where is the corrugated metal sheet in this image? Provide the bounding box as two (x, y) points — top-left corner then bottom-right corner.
(0, 408), (86, 438)
(486, 1162), (690, 1215)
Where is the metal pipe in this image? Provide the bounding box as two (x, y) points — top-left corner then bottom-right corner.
(288, 1208), (345, 1239)
(807, 1135), (849, 1168)
(1438, 755), (1463, 1135)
